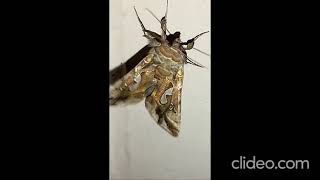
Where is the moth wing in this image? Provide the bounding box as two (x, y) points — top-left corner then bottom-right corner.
(109, 45), (152, 85)
(145, 67), (184, 137)
(109, 52), (155, 105)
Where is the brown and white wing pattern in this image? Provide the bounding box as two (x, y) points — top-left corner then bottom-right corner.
(109, 0), (209, 137)
(110, 39), (186, 137)
(144, 50), (184, 137)
(109, 53), (156, 105)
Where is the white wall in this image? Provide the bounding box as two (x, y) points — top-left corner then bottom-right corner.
(110, 0), (211, 179)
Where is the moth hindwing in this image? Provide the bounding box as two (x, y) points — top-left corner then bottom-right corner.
(109, 0), (209, 137)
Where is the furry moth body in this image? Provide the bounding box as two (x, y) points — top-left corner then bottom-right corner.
(109, 0), (208, 137)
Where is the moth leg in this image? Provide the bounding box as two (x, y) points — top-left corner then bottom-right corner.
(160, 17), (167, 40)
(181, 31), (209, 50)
(160, 0), (169, 40)
(133, 6), (162, 43)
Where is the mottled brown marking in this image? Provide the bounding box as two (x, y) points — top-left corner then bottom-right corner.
(109, 1), (207, 137)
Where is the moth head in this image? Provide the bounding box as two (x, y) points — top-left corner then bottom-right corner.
(166, 31), (182, 47)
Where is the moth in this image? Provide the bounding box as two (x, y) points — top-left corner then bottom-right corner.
(109, 0), (209, 137)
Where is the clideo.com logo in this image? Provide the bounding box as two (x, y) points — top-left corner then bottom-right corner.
(231, 156), (310, 170)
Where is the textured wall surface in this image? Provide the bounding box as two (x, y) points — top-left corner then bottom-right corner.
(110, 0), (211, 179)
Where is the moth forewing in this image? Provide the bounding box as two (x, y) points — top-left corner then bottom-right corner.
(110, 0), (209, 137)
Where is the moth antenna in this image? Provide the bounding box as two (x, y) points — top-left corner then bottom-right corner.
(146, 8), (210, 56)
(193, 47), (210, 57)
(186, 56), (206, 69)
(165, 0), (169, 20)
(145, 8), (171, 34)
(145, 8), (209, 42)
(182, 53), (206, 68)
(133, 6), (147, 35)
(145, 8), (210, 56)
(159, 0), (169, 40)
(145, 8), (160, 22)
